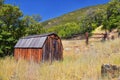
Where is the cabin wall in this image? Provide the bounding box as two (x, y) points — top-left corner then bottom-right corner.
(14, 48), (42, 62)
(42, 38), (50, 62)
(47, 35), (63, 61)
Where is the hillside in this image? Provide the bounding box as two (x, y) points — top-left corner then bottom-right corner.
(41, 0), (120, 39)
(41, 4), (107, 28)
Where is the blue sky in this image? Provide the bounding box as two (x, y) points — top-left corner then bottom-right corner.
(5, 0), (109, 21)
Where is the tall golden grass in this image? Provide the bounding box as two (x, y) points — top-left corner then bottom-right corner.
(0, 39), (120, 80)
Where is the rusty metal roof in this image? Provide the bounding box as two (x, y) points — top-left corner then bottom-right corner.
(15, 33), (60, 48)
(15, 36), (47, 48)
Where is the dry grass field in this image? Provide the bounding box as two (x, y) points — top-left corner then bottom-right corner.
(0, 38), (120, 80)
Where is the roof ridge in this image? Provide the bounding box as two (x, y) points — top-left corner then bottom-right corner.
(21, 32), (56, 39)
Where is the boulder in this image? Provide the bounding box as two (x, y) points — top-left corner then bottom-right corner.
(101, 64), (120, 78)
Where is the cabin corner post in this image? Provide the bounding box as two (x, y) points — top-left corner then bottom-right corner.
(42, 47), (46, 63)
(49, 37), (53, 64)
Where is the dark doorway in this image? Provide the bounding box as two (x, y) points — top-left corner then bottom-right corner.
(53, 39), (59, 60)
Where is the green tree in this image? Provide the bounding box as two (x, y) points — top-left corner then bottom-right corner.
(102, 0), (120, 31)
(0, 3), (44, 57)
(0, 4), (23, 57)
(46, 22), (80, 38)
(22, 15), (44, 36)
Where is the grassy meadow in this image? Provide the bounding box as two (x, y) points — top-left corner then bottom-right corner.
(0, 39), (120, 80)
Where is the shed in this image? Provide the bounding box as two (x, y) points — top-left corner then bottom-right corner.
(14, 33), (63, 62)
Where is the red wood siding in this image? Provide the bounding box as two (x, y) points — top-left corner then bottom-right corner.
(14, 48), (42, 62)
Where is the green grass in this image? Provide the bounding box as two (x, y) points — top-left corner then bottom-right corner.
(0, 39), (120, 80)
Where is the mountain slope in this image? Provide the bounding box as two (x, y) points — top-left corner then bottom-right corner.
(41, 4), (107, 28)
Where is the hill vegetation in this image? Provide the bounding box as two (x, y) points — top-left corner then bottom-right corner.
(43, 0), (120, 38)
(42, 5), (105, 27)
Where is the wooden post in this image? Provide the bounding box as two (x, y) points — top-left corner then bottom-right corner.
(85, 32), (89, 45)
(118, 31), (120, 38)
(103, 31), (107, 41)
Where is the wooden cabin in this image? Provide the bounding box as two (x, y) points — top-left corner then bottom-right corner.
(14, 33), (63, 62)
